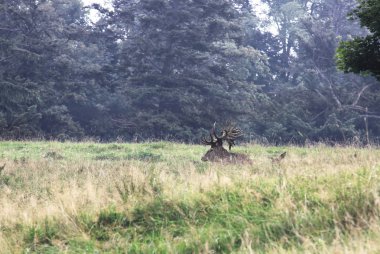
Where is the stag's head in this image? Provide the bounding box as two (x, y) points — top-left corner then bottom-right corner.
(201, 123), (242, 148)
(201, 123), (243, 162)
(201, 122), (223, 149)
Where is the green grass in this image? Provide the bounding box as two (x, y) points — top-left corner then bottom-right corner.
(0, 141), (379, 253)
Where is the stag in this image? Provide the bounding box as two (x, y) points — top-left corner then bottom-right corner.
(201, 123), (251, 163)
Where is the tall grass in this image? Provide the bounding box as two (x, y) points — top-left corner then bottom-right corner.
(0, 141), (379, 253)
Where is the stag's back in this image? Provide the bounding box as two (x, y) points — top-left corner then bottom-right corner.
(201, 146), (251, 164)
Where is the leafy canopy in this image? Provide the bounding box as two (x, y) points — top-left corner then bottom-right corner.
(336, 0), (380, 80)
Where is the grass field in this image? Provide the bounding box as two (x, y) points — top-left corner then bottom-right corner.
(0, 141), (380, 253)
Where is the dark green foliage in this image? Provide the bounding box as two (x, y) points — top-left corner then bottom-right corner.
(103, 0), (269, 140)
(337, 36), (380, 80)
(337, 0), (380, 80)
(1, 0), (379, 143)
(247, 0), (380, 144)
(0, 0), (87, 139)
(24, 219), (60, 247)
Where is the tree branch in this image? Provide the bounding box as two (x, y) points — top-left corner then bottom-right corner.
(0, 56), (13, 63)
(310, 108), (328, 122)
(352, 84), (373, 106)
(359, 115), (380, 119)
(0, 27), (19, 32)
(11, 46), (41, 57)
(315, 67), (342, 108)
(312, 89), (329, 103)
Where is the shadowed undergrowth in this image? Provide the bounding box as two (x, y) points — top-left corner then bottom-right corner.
(0, 141), (380, 253)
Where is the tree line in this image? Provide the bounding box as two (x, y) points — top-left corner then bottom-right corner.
(0, 0), (379, 144)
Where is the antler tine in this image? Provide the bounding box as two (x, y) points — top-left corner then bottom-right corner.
(225, 125), (243, 139)
(212, 122), (222, 139)
(201, 122), (226, 147)
(221, 124), (243, 150)
(201, 135), (213, 145)
(211, 122), (216, 138)
(231, 129), (243, 139)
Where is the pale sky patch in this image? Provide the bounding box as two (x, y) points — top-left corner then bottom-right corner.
(82, 0), (112, 22)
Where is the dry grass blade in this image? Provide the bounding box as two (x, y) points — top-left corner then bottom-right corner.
(0, 163), (5, 173)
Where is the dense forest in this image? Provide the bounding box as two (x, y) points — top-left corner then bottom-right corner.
(1, 0), (379, 144)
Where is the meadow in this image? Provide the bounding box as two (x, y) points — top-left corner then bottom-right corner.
(0, 141), (380, 253)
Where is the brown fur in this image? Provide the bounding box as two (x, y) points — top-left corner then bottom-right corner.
(201, 146), (251, 164)
(270, 152), (287, 164)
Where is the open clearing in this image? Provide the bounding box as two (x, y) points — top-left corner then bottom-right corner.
(0, 141), (380, 253)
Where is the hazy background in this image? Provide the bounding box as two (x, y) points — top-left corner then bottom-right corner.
(1, 0), (378, 144)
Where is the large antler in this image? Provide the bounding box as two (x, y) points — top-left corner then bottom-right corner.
(221, 124), (243, 150)
(201, 134), (214, 146)
(201, 122), (223, 148)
